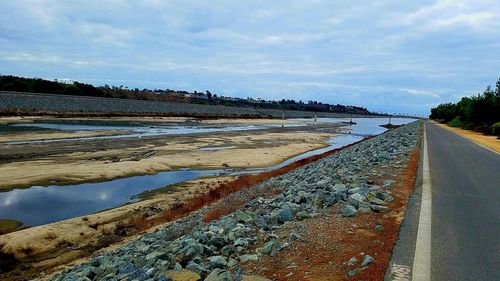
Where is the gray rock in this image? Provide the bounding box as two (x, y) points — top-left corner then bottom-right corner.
(362, 255), (375, 266)
(235, 210), (254, 223)
(383, 179), (396, 188)
(347, 267), (365, 277)
(313, 192), (326, 209)
(145, 267), (156, 277)
(348, 193), (365, 208)
(239, 254), (259, 262)
(277, 208), (294, 223)
(185, 261), (207, 274)
(296, 211), (310, 221)
(370, 204), (390, 213)
(146, 251), (169, 261)
(209, 255), (228, 268)
(205, 268), (233, 281)
(342, 205), (358, 217)
(347, 257), (358, 266)
(358, 202), (372, 213)
(369, 197), (387, 205)
(234, 237), (250, 247)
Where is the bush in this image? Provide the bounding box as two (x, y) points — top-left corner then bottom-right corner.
(491, 122), (500, 136)
(462, 122), (476, 130)
(447, 117), (463, 128)
(474, 125), (491, 134)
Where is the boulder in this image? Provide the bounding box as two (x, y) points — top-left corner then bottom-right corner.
(342, 205), (358, 217)
(205, 268), (233, 281)
(208, 255), (228, 268)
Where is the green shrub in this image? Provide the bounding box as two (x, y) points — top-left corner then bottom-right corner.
(474, 124), (491, 134)
(447, 117), (463, 128)
(492, 122), (500, 136)
(462, 122), (476, 130)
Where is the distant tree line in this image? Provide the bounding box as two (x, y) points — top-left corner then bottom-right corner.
(0, 75), (373, 115)
(429, 77), (500, 136)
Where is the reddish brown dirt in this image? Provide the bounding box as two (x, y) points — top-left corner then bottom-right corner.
(242, 140), (421, 280)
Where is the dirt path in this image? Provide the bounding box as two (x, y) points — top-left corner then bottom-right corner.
(433, 122), (499, 153)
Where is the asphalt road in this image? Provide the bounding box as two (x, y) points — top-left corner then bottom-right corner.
(387, 121), (500, 281)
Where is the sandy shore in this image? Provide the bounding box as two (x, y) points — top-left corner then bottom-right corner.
(0, 131), (332, 190)
(0, 130), (128, 143)
(0, 175), (235, 275)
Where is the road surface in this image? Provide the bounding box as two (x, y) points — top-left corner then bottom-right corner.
(387, 121), (500, 281)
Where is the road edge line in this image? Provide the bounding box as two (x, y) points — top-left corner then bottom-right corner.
(412, 123), (432, 281)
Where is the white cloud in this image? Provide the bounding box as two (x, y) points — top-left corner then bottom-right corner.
(0, 0), (499, 115)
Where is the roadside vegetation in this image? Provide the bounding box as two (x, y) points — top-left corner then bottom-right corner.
(0, 75), (371, 115)
(430, 77), (500, 136)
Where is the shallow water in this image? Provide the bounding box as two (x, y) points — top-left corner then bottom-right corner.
(6, 122), (302, 144)
(0, 117), (415, 227)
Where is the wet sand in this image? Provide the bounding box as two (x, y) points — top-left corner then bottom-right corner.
(0, 121), (340, 191)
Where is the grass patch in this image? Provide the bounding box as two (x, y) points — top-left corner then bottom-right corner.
(0, 219), (23, 234)
(0, 243), (18, 273)
(447, 117), (463, 128)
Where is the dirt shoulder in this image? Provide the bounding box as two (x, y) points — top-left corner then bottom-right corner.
(433, 122), (499, 153)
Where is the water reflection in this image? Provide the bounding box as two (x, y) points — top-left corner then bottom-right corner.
(0, 118), (415, 227)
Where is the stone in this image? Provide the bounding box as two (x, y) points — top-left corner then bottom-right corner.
(235, 210), (254, 223)
(164, 269), (201, 281)
(239, 254), (259, 262)
(146, 251), (169, 261)
(261, 240), (282, 256)
(342, 205), (358, 217)
(209, 255), (228, 268)
(383, 179), (396, 188)
(146, 267), (156, 277)
(294, 190), (308, 203)
(369, 197), (387, 205)
(348, 193), (365, 208)
(370, 204), (390, 213)
(205, 268), (233, 281)
(185, 261), (207, 275)
(347, 257), (358, 266)
(296, 211), (310, 221)
(234, 238), (250, 247)
(277, 208), (294, 223)
(362, 255), (375, 266)
(347, 267), (366, 277)
(313, 192), (326, 209)
(358, 202), (372, 213)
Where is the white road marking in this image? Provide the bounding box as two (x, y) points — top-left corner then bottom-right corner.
(412, 124), (432, 281)
(390, 263), (412, 281)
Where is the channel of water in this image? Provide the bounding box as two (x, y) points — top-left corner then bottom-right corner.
(0, 117), (414, 227)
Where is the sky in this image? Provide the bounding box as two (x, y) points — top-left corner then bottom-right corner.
(0, 1), (499, 116)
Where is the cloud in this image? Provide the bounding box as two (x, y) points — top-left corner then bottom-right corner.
(0, 0), (499, 116)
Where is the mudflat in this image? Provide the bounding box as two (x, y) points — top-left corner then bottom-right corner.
(0, 118), (342, 190)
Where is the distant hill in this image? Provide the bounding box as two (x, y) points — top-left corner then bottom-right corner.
(0, 75), (373, 115)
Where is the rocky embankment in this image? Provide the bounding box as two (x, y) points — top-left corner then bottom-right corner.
(0, 91), (355, 119)
(47, 121), (420, 281)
